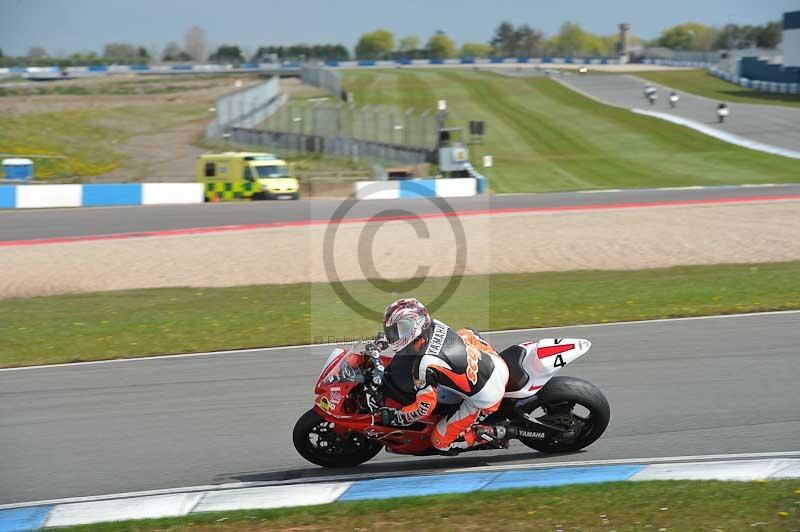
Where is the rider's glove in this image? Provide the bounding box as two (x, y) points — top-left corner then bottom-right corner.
(375, 332), (389, 351)
(378, 407), (407, 427)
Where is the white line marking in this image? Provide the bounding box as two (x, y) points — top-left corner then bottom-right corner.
(2, 451), (798, 510)
(631, 108), (800, 160)
(2, 310), (799, 372)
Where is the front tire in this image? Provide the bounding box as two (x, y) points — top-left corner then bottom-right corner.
(517, 376), (610, 453)
(292, 409), (382, 468)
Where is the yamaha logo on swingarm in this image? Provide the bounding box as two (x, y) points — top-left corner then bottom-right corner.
(517, 429), (545, 439)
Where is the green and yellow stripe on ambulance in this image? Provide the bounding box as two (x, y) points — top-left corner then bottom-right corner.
(204, 181), (261, 201)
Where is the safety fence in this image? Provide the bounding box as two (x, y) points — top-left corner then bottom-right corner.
(709, 66), (800, 94)
(229, 127), (433, 165)
(238, 96), (439, 164)
(1, 57), (622, 78)
(263, 102), (436, 147)
(205, 77), (287, 138)
(300, 64), (343, 98)
(638, 59), (800, 94)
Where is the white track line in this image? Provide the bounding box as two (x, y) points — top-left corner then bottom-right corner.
(3, 451), (799, 510)
(2, 310), (799, 373)
(631, 108), (800, 160)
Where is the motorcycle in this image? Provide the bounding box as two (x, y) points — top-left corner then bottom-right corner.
(293, 336), (610, 467)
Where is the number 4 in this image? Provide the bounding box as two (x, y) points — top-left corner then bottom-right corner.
(554, 354), (566, 368)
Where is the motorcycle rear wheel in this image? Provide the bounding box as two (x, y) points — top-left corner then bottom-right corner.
(517, 376), (610, 454)
(293, 409), (383, 468)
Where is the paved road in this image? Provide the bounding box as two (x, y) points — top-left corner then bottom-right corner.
(2, 185), (799, 242)
(558, 74), (800, 152)
(2, 312), (799, 504)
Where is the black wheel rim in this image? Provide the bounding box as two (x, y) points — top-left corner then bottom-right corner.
(531, 401), (596, 447)
(306, 420), (373, 458)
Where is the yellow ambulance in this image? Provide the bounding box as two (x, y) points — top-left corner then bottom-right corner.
(197, 152), (300, 201)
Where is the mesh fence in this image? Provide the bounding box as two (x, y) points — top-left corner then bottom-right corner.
(205, 76), (285, 138)
(229, 127), (433, 165)
(210, 66), (437, 164)
(260, 103), (437, 149)
(300, 65), (343, 97)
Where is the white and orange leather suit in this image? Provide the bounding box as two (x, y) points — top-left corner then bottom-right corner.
(389, 320), (509, 450)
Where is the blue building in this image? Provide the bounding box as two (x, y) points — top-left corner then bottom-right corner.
(739, 11), (800, 83)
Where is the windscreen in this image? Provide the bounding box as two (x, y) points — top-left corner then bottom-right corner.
(255, 165), (289, 178)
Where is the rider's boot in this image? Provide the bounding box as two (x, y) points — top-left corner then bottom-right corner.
(471, 424), (517, 449)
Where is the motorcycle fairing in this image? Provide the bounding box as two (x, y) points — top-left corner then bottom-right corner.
(503, 338), (592, 398)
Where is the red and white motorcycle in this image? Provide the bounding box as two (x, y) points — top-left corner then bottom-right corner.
(294, 337), (610, 467)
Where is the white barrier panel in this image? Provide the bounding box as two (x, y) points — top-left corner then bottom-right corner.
(141, 183), (204, 205)
(434, 177), (477, 197)
(353, 181), (402, 200)
(194, 482), (353, 513)
(16, 185), (82, 209)
(45, 493), (204, 527)
(353, 178), (481, 200)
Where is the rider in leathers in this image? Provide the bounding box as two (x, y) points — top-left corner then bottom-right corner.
(378, 298), (513, 451)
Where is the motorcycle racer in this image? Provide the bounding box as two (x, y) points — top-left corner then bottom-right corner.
(378, 298), (512, 451)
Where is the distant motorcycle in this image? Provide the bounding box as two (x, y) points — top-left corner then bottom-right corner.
(293, 336), (610, 467)
(669, 92), (679, 108)
(717, 103), (729, 123)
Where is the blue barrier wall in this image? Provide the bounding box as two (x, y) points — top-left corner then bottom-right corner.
(398, 179), (437, 198)
(0, 187), (15, 208)
(740, 57), (800, 83)
(81, 184), (143, 207)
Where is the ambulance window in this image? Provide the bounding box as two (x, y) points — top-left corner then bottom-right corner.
(204, 162), (216, 177)
(244, 167), (254, 181)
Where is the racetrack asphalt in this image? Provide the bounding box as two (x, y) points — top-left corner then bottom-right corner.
(558, 74), (800, 153)
(1, 312), (798, 504)
(1, 184), (799, 242)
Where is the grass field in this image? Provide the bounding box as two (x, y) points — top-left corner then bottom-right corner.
(341, 69), (798, 193)
(637, 69), (800, 108)
(0, 104), (208, 179)
(50, 480), (800, 531)
(2, 261), (799, 368)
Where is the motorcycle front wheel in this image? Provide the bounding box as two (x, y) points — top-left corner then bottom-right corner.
(517, 376), (610, 454)
(292, 409), (383, 468)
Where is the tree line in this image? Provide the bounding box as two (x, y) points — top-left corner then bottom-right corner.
(654, 22), (782, 51)
(1, 19), (783, 67)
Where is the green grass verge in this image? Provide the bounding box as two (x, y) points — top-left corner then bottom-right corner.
(0, 82), (218, 97)
(48, 480), (800, 531)
(2, 261), (800, 368)
(637, 69), (800, 108)
(1, 104), (209, 179)
(341, 69), (798, 193)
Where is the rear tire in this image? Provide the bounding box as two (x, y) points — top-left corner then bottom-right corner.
(517, 376), (610, 453)
(292, 409), (382, 468)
